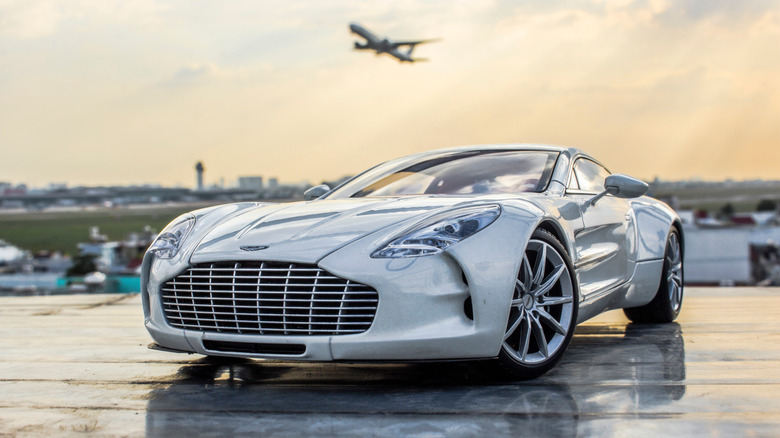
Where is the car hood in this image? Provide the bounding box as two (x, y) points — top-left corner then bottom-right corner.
(190, 197), (491, 264)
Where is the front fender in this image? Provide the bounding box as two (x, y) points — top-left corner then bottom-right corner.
(446, 203), (542, 354)
(318, 203), (545, 359)
(142, 202), (268, 350)
(146, 202), (267, 284)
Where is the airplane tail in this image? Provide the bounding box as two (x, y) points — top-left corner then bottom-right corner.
(404, 48), (429, 63)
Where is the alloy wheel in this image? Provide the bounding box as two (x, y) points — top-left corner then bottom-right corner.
(502, 238), (575, 365)
(666, 232), (683, 312)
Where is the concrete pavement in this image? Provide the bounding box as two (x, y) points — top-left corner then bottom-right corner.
(1, 288), (779, 436)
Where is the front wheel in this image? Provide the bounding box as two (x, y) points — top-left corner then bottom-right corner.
(624, 228), (683, 323)
(497, 229), (579, 379)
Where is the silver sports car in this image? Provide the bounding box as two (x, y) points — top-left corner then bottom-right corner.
(142, 145), (684, 378)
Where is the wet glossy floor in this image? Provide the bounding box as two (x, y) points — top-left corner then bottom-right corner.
(1, 288), (779, 437)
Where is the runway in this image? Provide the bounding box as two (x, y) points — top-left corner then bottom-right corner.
(1, 288), (778, 437)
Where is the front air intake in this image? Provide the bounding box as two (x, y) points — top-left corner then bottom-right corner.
(202, 340), (306, 355)
(160, 261), (378, 336)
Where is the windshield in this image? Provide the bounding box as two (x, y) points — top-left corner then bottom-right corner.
(327, 150), (559, 198)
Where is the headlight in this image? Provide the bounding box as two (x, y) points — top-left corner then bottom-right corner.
(148, 214), (195, 259)
(372, 205), (501, 258)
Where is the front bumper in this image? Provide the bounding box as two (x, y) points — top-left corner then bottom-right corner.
(143, 212), (535, 361)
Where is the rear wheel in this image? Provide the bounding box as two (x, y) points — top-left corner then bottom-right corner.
(624, 229), (683, 323)
(497, 229), (578, 379)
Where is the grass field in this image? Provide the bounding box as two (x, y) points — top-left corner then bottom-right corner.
(0, 204), (214, 254)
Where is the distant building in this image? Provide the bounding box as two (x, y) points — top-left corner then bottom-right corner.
(47, 183), (68, 191)
(238, 176), (264, 190)
(0, 183), (27, 196)
(267, 178), (279, 189)
(195, 162), (205, 191)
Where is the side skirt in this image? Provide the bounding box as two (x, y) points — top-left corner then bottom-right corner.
(576, 259), (663, 324)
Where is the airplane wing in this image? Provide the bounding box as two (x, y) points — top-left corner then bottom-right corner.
(387, 48), (428, 63)
(392, 39), (440, 48)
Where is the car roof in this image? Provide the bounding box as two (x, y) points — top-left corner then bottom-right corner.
(403, 144), (603, 191)
(327, 143), (599, 198)
(407, 143), (585, 159)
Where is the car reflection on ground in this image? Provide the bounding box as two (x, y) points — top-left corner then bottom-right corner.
(144, 323), (684, 437)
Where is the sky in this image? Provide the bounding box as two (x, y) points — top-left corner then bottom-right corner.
(1, 0), (779, 188)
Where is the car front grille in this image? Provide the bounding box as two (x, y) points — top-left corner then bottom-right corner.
(160, 261), (378, 336)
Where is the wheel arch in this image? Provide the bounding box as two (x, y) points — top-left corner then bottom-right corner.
(532, 220), (581, 306)
(535, 219), (575, 259)
(671, 219), (684, 258)
(630, 198), (681, 261)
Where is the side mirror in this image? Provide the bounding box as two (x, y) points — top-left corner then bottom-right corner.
(605, 174), (649, 198)
(589, 174), (648, 206)
(303, 184), (331, 201)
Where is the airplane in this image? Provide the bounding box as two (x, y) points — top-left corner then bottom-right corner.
(349, 22), (438, 63)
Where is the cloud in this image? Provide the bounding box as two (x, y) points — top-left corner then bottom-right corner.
(499, 0), (780, 30)
(159, 63), (271, 88)
(658, 0), (780, 25)
(0, 0), (168, 39)
(163, 63), (222, 87)
(0, 0), (61, 38)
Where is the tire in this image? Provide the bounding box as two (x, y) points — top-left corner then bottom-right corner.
(497, 229), (579, 379)
(623, 228), (683, 323)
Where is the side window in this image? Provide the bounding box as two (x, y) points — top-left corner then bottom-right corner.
(573, 159), (610, 193)
(567, 170), (579, 190)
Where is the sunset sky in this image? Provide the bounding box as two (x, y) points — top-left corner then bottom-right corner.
(1, 0), (779, 188)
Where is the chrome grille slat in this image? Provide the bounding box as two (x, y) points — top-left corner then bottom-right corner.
(283, 263), (292, 335)
(167, 324), (365, 334)
(165, 316), (371, 326)
(163, 304), (378, 311)
(308, 270), (318, 335)
(231, 262), (239, 332)
(161, 261), (378, 336)
(161, 300), (378, 309)
(162, 296), (378, 303)
(162, 309), (377, 318)
(167, 281), (351, 286)
(162, 288), (375, 295)
(179, 275), (342, 280)
(193, 267), (326, 273)
(257, 261), (265, 333)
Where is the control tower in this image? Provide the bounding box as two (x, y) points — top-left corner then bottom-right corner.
(195, 161), (204, 191)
